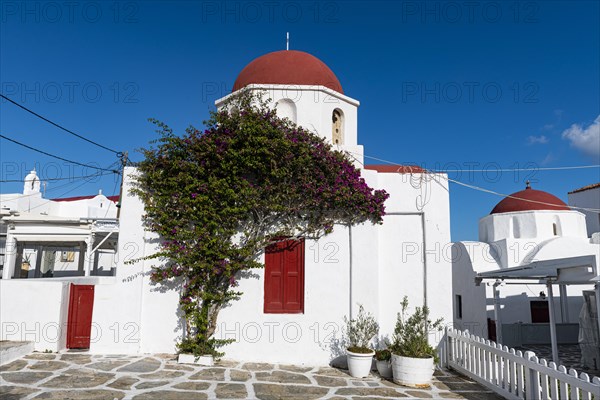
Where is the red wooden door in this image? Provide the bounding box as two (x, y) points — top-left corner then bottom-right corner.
(264, 238), (304, 313)
(487, 318), (497, 342)
(530, 301), (550, 323)
(67, 284), (95, 349)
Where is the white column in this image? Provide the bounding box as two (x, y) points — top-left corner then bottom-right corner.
(547, 281), (560, 364)
(85, 233), (95, 277)
(493, 281), (503, 344)
(595, 282), (600, 350)
(559, 284), (569, 323)
(2, 234), (16, 280)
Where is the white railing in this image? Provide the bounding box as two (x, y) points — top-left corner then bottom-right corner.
(446, 327), (600, 400)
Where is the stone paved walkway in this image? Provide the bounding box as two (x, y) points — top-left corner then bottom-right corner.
(0, 352), (504, 399)
(516, 344), (600, 379)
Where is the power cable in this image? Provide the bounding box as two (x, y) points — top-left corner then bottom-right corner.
(1, 166), (120, 202)
(0, 172), (114, 183)
(26, 178), (111, 213)
(104, 170), (121, 218)
(0, 94), (121, 155)
(355, 153), (600, 173)
(356, 152), (600, 213)
(0, 133), (120, 173)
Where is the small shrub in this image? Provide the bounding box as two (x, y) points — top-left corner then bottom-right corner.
(344, 304), (379, 353)
(375, 349), (391, 361)
(389, 296), (443, 360)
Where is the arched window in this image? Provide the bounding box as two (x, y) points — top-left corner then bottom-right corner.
(512, 217), (522, 239)
(332, 109), (344, 145)
(552, 216), (562, 236)
(275, 99), (297, 123)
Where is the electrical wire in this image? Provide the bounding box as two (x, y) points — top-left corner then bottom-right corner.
(26, 178), (111, 213)
(0, 133), (120, 173)
(440, 175), (600, 213)
(355, 152), (600, 214)
(0, 172), (114, 183)
(104, 171), (121, 218)
(0, 162), (121, 202)
(356, 153), (600, 173)
(0, 94), (121, 155)
(444, 165), (600, 172)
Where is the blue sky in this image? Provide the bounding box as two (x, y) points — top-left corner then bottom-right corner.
(1, 0), (598, 241)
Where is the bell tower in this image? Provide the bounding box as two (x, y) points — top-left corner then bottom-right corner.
(217, 49), (364, 166)
(23, 169), (41, 195)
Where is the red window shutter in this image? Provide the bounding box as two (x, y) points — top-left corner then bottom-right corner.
(264, 238), (304, 314)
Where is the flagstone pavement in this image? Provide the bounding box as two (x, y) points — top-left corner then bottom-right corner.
(0, 353), (505, 400)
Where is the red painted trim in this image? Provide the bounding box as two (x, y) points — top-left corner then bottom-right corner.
(364, 164), (425, 173)
(568, 182), (600, 194)
(53, 195), (119, 202)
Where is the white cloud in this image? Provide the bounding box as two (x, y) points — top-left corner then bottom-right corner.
(527, 135), (549, 145)
(554, 109), (564, 120)
(562, 115), (600, 157)
(541, 152), (555, 166)
(541, 124), (554, 131)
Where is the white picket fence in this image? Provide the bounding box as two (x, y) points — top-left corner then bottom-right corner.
(446, 327), (600, 399)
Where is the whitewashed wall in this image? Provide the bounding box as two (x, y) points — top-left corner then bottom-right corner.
(90, 165), (453, 364)
(369, 171), (453, 347)
(215, 228), (351, 365)
(452, 241), (499, 337)
(454, 206), (599, 338)
(0, 166), (454, 364)
(0, 280), (69, 352)
(215, 85), (364, 166)
(568, 187), (600, 237)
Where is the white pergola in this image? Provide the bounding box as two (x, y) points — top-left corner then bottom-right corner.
(1, 213), (119, 279)
(476, 255), (600, 365)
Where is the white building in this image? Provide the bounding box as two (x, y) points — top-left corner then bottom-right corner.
(0, 169), (120, 279)
(569, 183), (600, 238)
(452, 183), (599, 351)
(0, 50), (453, 365)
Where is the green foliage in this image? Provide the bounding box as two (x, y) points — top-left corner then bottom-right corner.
(344, 304), (379, 352)
(375, 349), (391, 361)
(389, 296), (443, 361)
(133, 90), (389, 358)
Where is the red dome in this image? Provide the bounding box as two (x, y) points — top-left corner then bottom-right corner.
(233, 50), (343, 93)
(491, 186), (570, 214)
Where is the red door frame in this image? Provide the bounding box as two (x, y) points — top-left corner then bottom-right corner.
(67, 284), (95, 349)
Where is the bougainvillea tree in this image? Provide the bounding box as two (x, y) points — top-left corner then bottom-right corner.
(133, 90), (389, 357)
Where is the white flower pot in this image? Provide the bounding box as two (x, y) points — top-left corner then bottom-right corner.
(376, 359), (393, 379)
(391, 354), (434, 388)
(346, 349), (375, 378)
(178, 353), (214, 366)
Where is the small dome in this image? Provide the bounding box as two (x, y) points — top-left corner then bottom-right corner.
(233, 50), (343, 94)
(24, 169), (38, 182)
(23, 169), (40, 194)
(490, 183), (570, 214)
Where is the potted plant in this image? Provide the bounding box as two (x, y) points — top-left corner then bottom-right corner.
(20, 253), (31, 279)
(344, 304), (379, 378)
(374, 349), (392, 379)
(389, 296), (443, 388)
